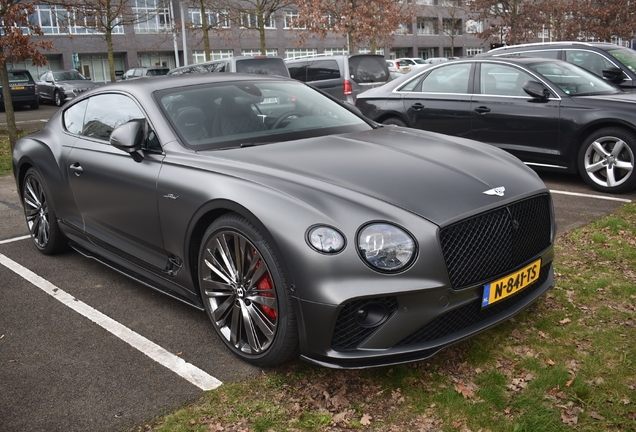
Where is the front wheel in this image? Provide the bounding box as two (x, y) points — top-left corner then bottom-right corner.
(54, 90), (64, 107)
(198, 213), (298, 366)
(578, 127), (636, 193)
(382, 117), (407, 127)
(22, 168), (68, 254)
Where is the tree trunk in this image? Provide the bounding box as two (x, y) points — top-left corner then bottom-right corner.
(0, 63), (19, 151)
(106, 30), (116, 82)
(201, 4), (211, 61)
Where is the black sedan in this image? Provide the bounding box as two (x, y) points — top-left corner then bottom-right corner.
(37, 70), (98, 106)
(356, 57), (636, 194)
(13, 74), (555, 368)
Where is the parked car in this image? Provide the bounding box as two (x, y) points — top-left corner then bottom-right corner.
(356, 56), (636, 193)
(37, 70), (98, 106)
(478, 42), (636, 91)
(386, 59), (412, 74)
(168, 56), (290, 78)
(423, 57), (450, 64)
(122, 66), (170, 80)
(13, 73), (555, 368)
(286, 54), (391, 103)
(0, 69), (39, 110)
(397, 57), (428, 66)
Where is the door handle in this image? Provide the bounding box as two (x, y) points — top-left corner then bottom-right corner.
(411, 103), (425, 111)
(474, 106), (491, 114)
(69, 163), (84, 176)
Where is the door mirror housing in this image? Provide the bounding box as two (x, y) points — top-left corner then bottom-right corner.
(523, 81), (551, 100)
(602, 67), (624, 84)
(110, 121), (145, 162)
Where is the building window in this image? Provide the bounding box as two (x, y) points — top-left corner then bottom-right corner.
(359, 48), (385, 55)
(133, 0), (171, 34)
(240, 13), (276, 29)
(284, 11), (303, 29)
(465, 20), (483, 34)
(241, 49), (279, 56)
(466, 47), (484, 56)
(417, 17), (438, 35)
(284, 48), (317, 59)
(443, 18), (462, 35)
(394, 23), (411, 35)
(324, 47), (348, 55)
(415, 0), (436, 4)
(418, 48), (435, 59)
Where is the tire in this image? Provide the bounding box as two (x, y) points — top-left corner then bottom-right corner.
(54, 90), (63, 107)
(198, 213), (298, 366)
(30, 98), (39, 110)
(578, 127), (636, 193)
(22, 168), (68, 254)
(382, 117), (407, 127)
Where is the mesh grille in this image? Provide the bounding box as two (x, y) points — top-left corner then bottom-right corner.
(439, 194), (552, 289)
(331, 297), (398, 351)
(396, 264), (551, 347)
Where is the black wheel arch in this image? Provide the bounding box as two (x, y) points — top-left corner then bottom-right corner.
(375, 112), (411, 127)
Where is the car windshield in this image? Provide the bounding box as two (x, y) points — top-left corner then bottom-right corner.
(412, 58), (427, 64)
(158, 80), (370, 150)
(54, 71), (88, 81)
(606, 47), (636, 73)
(527, 60), (619, 96)
(8, 71), (31, 82)
(147, 68), (168, 76)
(235, 58), (289, 77)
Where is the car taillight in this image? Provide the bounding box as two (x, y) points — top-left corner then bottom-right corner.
(397, 63), (400, 69)
(344, 79), (353, 96)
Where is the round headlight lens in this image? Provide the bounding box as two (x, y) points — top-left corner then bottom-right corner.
(357, 223), (416, 272)
(307, 226), (345, 253)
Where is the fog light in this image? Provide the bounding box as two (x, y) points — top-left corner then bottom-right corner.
(354, 302), (389, 328)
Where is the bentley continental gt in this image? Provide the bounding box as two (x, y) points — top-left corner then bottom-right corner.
(13, 73), (555, 368)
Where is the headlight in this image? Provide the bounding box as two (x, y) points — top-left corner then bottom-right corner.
(357, 223), (416, 272)
(307, 225), (345, 254)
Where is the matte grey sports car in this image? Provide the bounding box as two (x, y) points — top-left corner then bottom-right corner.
(13, 74), (555, 368)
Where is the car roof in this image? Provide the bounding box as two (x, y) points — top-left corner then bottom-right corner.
(488, 41), (622, 54)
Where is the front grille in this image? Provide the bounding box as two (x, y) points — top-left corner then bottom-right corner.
(395, 263), (551, 347)
(331, 297), (398, 351)
(439, 194), (552, 289)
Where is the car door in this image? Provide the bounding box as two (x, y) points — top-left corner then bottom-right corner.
(66, 93), (169, 271)
(305, 59), (343, 100)
(470, 62), (561, 163)
(402, 62), (474, 137)
(38, 71), (54, 101)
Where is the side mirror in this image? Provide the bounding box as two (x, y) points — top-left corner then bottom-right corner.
(523, 81), (551, 100)
(110, 121), (144, 162)
(602, 67), (624, 84)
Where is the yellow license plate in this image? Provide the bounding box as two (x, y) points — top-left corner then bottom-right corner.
(482, 259), (541, 307)
(12, 86), (25, 90)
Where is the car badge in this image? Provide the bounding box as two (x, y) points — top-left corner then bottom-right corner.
(483, 186), (505, 197)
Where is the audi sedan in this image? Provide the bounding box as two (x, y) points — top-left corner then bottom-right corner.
(13, 74), (555, 368)
(37, 70), (98, 106)
(356, 56), (636, 194)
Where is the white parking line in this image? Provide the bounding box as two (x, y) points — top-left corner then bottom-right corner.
(550, 189), (632, 203)
(0, 247), (222, 391)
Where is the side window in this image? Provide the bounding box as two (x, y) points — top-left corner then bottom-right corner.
(307, 60), (340, 81)
(565, 50), (614, 77)
(63, 99), (89, 135)
(134, 68), (144, 77)
(420, 63), (472, 94)
(524, 50), (559, 59)
(287, 62), (308, 81)
(83, 94), (145, 142)
(480, 63), (535, 97)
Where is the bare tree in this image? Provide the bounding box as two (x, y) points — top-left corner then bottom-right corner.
(574, 0), (636, 42)
(438, 0), (465, 56)
(63, 0), (170, 82)
(468, 0), (544, 45)
(217, 0), (293, 55)
(187, 0), (226, 61)
(0, 1), (54, 150)
(293, 0), (415, 54)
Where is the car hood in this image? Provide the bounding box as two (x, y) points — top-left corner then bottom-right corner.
(206, 127), (547, 226)
(59, 80), (97, 89)
(576, 91), (636, 104)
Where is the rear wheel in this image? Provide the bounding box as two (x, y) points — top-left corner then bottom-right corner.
(54, 90), (63, 107)
(382, 117), (407, 127)
(22, 168), (68, 254)
(578, 127), (636, 193)
(198, 213), (298, 366)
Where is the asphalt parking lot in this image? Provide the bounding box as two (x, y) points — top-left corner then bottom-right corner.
(1, 107), (635, 432)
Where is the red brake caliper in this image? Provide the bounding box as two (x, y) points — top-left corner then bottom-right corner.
(252, 250), (277, 321)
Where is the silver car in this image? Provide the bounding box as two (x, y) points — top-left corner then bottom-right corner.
(37, 70), (98, 106)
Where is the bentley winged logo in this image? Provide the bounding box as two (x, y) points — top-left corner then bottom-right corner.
(483, 186), (506, 197)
